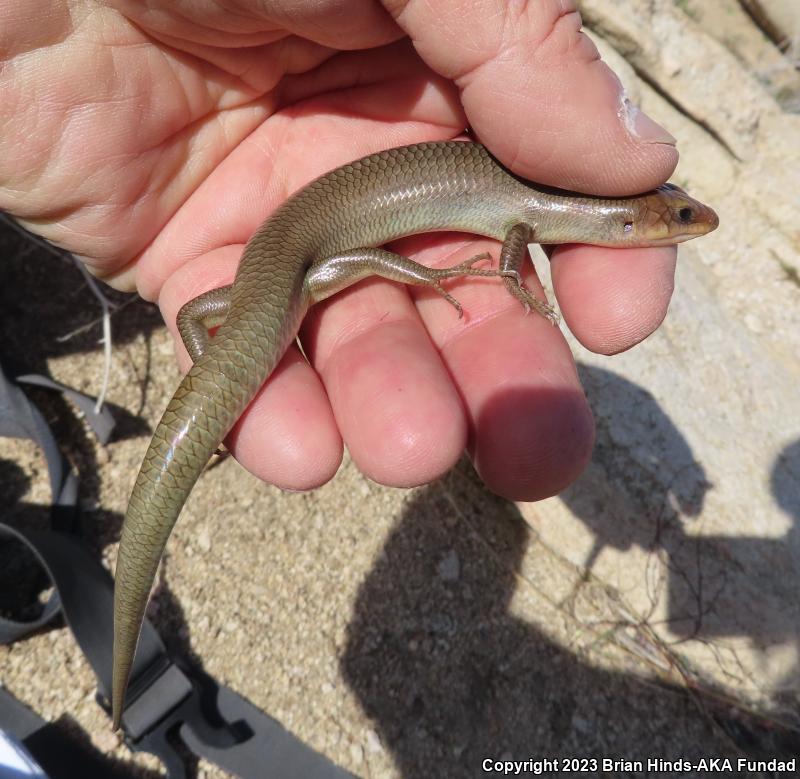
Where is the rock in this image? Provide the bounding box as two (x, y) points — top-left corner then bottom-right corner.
(680, 0), (800, 111)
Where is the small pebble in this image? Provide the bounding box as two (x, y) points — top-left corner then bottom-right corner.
(349, 743), (363, 764)
(365, 729), (383, 754)
(437, 549), (460, 581)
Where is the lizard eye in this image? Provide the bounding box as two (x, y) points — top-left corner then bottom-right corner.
(677, 206), (693, 223)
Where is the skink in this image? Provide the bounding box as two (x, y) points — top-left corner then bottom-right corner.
(112, 140), (718, 728)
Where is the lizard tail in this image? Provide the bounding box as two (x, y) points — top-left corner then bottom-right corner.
(111, 358), (254, 729)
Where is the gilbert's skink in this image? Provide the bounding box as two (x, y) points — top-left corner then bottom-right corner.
(112, 140), (718, 728)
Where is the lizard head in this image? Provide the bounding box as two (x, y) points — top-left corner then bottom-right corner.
(627, 183), (719, 246)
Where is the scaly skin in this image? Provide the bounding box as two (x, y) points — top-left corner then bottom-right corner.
(112, 141), (718, 728)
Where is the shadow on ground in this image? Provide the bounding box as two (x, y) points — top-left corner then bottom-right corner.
(340, 467), (723, 776)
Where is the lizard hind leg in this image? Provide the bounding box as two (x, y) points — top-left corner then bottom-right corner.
(176, 285), (233, 363)
(304, 248), (499, 319)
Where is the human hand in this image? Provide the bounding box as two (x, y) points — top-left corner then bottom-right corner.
(0, 1), (678, 501)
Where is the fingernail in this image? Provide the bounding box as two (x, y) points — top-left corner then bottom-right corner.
(619, 95), (676, 145)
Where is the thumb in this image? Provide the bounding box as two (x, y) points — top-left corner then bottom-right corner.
(383, 0), (677, 195)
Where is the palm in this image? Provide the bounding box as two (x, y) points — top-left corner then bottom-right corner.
(6, 5), (444, 283)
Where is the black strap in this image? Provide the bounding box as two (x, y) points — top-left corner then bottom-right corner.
(0, 361), (108, 643)
(1, 361), (354, 779)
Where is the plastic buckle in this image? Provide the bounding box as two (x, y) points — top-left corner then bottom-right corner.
(96, 660), (250, 779)
(96, 659), (195, 779)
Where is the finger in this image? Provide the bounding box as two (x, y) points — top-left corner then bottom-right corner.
(301, 277), (470, 488)
(551, 244), (677, 354)
(224, 350), (343, 491)
(383, 0), (678, 194)
(397, 233), (595, 501)
(159, 246), (343, 490)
